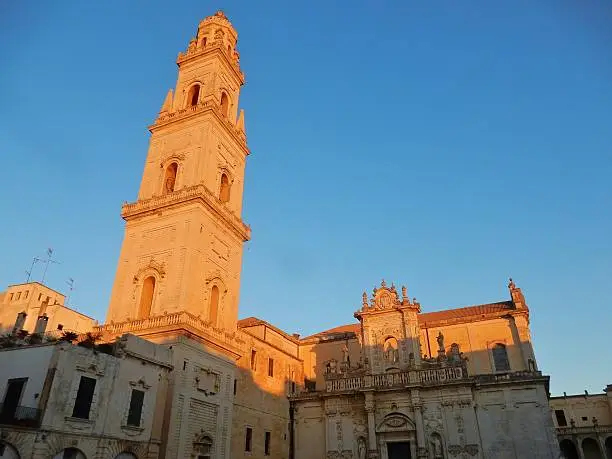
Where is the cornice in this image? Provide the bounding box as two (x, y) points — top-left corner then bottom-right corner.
(121, 184), (251, 242)
(150, 100), (249, 157)
(177, 44), (244, 86)
(419, 309), (528, 329)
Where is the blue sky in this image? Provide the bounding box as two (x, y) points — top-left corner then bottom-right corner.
(0, 1), (610, 395)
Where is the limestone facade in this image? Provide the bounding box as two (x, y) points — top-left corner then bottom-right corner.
(0, 10), (568, 459)
(0, 282), (96, 336)
(550, 386), (612, 458)
(0, 334), (172, 459)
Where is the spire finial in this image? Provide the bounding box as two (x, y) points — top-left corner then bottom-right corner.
(401, 285), (408, 302)
(381, 279), (386, 288)
(508, 277), (516, 289)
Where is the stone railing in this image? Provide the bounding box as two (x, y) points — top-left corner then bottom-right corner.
(121, 184), (251, 241)
(177, 41), (243, 80)
(154, 99), (247, 147)
(473, 370), (544, 384)
(94, 311), (245, 349)
(324, 365), (468, 393)
(556, 424), (612, 436)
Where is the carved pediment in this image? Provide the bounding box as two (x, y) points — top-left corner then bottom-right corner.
(376, 412), (415, 433)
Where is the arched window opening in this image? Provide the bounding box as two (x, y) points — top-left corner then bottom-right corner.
(383, 337), (399, 364)
(163, 163), (178, 194)
(193, 433), (213, 459)
(138, 276), (156, 319)
(201, 37), (207, 47)
(0, 441), (21, 459)
(220, 92), (229, 117)
(187, 84), (200, 107)
(605, 437), (612, 459)
(492, 343), (510, 372)
(582, 438), (603, 459)
(52, 448), (86, 459)
(209, 285), (219, 326)
(559, 440), (579, 459)
(219, 173), (230, 203)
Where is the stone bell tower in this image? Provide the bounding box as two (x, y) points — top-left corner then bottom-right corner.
(106, 11), (250, 332)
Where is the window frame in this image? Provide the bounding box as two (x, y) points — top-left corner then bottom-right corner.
(491, 343), (511, 372)
(245, 426), (253, 452)
(71, 376), (97, 419)
(126, 388), (145, 427)
(268, 358), (274, 378)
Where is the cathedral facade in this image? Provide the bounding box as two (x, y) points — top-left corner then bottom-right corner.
(0, 11), (563, 459)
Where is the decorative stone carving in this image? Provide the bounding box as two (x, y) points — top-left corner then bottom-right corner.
(357, 436), (366, 459)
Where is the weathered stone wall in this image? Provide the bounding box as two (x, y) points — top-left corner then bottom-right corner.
(231, 328), (302, 459)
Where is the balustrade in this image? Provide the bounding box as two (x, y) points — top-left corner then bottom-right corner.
(324, 365), (468, 393)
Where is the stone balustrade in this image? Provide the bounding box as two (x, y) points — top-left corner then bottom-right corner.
(121, 184), (251, 241)
(324, 365), (468, 393)
(154, 99), (247, 146)
(93, 310), (245, 349)
(556, 424), (612, 436)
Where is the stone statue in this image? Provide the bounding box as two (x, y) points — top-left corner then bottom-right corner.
(362, 291), (368, 308)
(341, 343), (350, 365)
(431, 434), (443, 458)
(508, 277), (516, 289)
(401, 285), (407, 300)
(408, 352), (415, 367)
(165, 176), (175, 193)
(357, 437), (366, 459)
(436, 332), (445, 352)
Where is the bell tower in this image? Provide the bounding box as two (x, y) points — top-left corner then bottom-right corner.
(106, 11), (250, 332)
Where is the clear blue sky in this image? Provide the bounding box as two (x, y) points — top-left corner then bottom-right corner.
(1, 1), (610, 395)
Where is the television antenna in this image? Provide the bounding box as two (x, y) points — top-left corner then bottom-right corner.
(41, 248), (61, 284)
(65, 278), (75, 306)
(25, 256), (42, 282)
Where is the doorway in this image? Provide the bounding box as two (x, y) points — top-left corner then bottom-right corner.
(387, 441), (411, 459)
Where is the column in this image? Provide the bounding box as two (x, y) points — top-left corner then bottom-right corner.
(411, 389), (427, 459)
(365, 391), (378, 458)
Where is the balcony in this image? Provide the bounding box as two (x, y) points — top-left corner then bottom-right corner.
(0, 404), (42, 427)
(324, 364), (469, 393)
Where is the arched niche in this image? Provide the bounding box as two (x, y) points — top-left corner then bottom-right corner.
(0, 442), (21, 459)
(220, 92), (229, 117)
(114, 454), (137, 459)
(138, 276), (156, 319)
(219, 172), (231, 203)
(187, 84), (201, 107)
(52, 448), (87, 459)
(559, 439), (579, 459)
(163, 162), (178, 194)
(582, 438), (603, 459)
(209, 284), (220, 326)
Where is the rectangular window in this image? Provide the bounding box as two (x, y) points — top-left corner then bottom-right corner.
(250, 350), (257, 371)
(233, 379), (237, 396)
(264, 431), (271, 455)
(9, 293), (13, 301)
(1, 378), (27, 420)
(555, 409), (567, 427)
(71, 376), (96, 419)
(15, 292), (21, 301)
(245, 427), (253, 452)
(57, 324), (64, 330)
(127, 389), (145, 426)
(268, 358), (274, 377)
(23, 290), (28, 299)
(291, 381), (296, 393)
(38, 293), (42, 301)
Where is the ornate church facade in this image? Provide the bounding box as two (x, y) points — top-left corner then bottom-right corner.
(0, 11), (563, 459)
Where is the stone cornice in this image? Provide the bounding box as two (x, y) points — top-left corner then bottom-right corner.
(121, 184), (251, 242)
(150, 100), (249, 157)
(177, 43), (244, 85)
(94, 311), (245, 360)
(419, 309), (528, 329)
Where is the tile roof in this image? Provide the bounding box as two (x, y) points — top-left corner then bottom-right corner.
(418, 301), (515, 324)
(302, 301), (517, 340)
